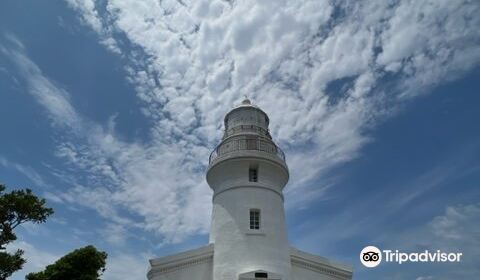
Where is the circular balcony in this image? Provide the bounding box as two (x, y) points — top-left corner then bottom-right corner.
(208, 138), (286, 168)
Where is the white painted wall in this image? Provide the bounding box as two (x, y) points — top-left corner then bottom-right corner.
(291, 265), (341, 280)
(149, 260), (212, 280)
(207, 157), (291, 280)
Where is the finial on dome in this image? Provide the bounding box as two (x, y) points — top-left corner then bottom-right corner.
(241, 95), (251, 105)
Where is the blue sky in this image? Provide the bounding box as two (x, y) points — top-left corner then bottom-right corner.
(0, 0), (479, 279)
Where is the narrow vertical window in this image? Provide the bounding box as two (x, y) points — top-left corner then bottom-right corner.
(249, 209), (260, 230)
(249, 168), (258, 182)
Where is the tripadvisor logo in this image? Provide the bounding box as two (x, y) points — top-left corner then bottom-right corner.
(360, 246), (382, 267)
(360, 246), (462, 268)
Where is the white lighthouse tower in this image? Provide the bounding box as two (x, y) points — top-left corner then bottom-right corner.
(147, 99), (353, 280)
(207, 98), (291, 279)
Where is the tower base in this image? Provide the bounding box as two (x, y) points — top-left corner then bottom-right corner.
(147, 244), (353, 280)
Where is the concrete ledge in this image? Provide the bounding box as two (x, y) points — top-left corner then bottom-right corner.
(290, 246), (353, 280)
(148, 244), (214, 277)
(208, 150), (289, 173)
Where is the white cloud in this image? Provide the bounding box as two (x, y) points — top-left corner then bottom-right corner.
(67, 0), (480, 192)
(430, 204), (480, 245)
(0, 43), (81, 130)
(0, 156), (47, 188)
(66, 0), (103, 33)
(289, 147), (479, 260)
(416, 277), (433, 280)
(101, 223), (129, 246)
(398, 203), (480, 279)
(7, 0), (478, 245)
(7, 241), (59, 280)
(2, 36), (211, 243)
(103, 252), (152, 280)
(65, 0), (121, 53)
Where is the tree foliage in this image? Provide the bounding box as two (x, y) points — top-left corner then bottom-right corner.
(0, 250), (25, 280)
(25, 246), (107, 280)
(0, 184), (54, 279)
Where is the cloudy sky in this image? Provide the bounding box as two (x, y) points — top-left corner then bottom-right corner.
(0, 0), (479, 279)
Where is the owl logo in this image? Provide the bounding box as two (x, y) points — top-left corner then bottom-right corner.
(360, 246), (382, 267)
(362, 251), (380, 262)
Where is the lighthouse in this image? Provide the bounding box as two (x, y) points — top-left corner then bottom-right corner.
(207, 98), (291, 279)
(148, 99), (353, 280)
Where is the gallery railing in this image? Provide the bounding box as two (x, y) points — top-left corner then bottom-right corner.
(209, 138), (285, 164)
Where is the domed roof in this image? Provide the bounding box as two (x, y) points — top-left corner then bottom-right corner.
(224, 97), (269, 124)
(241, 98), (251, 105)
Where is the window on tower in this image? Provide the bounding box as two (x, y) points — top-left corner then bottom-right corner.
(249, 209), (260, 230)
(249, 168), (258, 182)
